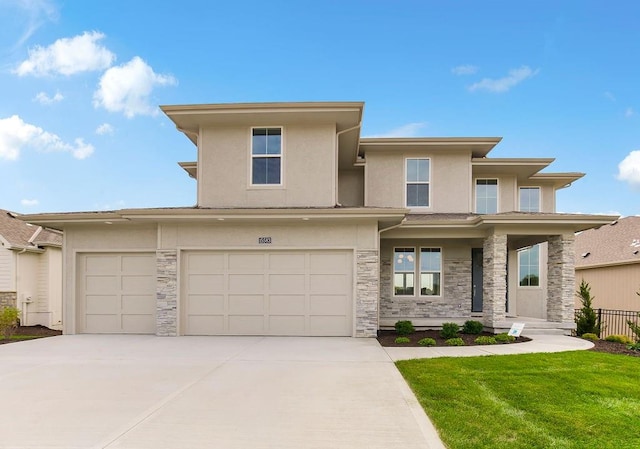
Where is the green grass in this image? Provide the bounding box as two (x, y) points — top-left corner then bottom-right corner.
(396, 352), (640, 449)
(9, 335), (43, 340)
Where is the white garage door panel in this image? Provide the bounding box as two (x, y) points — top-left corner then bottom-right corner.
(79, 253), (156, 334)
(183, 250), (353, 336)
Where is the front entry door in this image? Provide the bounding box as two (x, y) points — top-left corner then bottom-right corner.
(471, 248), (483, 312)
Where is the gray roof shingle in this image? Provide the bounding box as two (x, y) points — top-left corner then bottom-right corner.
(0, 209), (62, 250)
(575, 216), (640, 267)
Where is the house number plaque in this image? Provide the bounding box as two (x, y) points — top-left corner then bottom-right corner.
(258, 237), (272, 244)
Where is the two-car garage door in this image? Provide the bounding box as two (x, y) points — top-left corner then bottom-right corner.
(77, 250), (353, 336)
(182, 250), (353, 336)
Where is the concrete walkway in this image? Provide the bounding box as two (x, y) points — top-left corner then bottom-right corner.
(383, 334), (594, 361)
(0, 334), (591, 449)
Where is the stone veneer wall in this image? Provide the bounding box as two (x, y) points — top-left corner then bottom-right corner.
(0, 292), (17, 308)
(379, 254), (471, 319)
(355, 250), (379, 337)
(482, 234), (507, 327)
(156, 250), (178, 336)
(547, 234), (575, 322)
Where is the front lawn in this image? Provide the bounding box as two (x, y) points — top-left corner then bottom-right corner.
(397, 351), (640, 449)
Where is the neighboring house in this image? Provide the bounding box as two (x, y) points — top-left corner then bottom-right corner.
(0, 209), (63, 329)
(575, 216), (640, 311)
(23, 102), (616, 337)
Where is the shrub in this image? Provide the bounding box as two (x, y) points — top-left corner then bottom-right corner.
(0, 306), (20, 339)
(627, 292), (640, 343)
(605, 334), (634, 345)
(627, 342), (640, 351)
(462, 320), (484, 335)
(440, 322), (460, 339)
(395, 337), (410, 344)
(575, 280), (600, 336)
(395, 320), (415, 336)
(495, 333), (516, 343)
(445, 337), (465, 346)
(474, 336), (497, 345)
(581, 333), (599, 341)
(418, 338), (436, 347)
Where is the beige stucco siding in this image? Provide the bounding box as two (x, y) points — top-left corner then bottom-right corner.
(365, 150), (471, 212)
(338, 169), (364, 207)
(198, 123), (337, 208)
(158, 222), (378, 251)
(575, 264), (640, 311)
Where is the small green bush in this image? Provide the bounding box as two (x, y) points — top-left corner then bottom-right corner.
(462, 320), (484, 335)
(0, 306), (20, 339)
(395, 336), (411, 344)
(440, 322), (460, 339)
(627, 342), (640, 351)
(581, 333), (599, 341)
(445, 337), (465, 346)
(474, 336), (497, 345)
(575, 280), (600, 336)
(418, 337), (436, 347)
(605, 334), (634, 345)
(495, 333), (516, 343)
(395, 320), (415, 336)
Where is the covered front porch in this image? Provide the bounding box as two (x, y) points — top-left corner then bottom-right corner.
(378, 213), (616, 335)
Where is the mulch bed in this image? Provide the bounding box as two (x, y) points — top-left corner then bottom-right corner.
(589, 339), (640, 357)
(377, 329), (531, 347)
(0, 325), (62, 345)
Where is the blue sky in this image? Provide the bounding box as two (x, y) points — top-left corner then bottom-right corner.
(1, 0), (639, 216)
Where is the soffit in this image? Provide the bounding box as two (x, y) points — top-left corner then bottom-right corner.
(358, 137), (502, 158)
(471, 158), (554, 179)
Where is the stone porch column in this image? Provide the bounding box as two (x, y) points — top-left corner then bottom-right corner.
(482, 233), (507, 328)
(547, 234), (575, 323)
(355, 250), (379, 337)
(156, 250), (178, 336)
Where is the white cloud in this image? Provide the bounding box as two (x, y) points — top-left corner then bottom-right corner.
(617, 150), (640, 188)
(3, 0), (58, 50)
(452, 64), (478, 75)
(93, 56), (177, 118)
(33, 90), (63, 104)
(0, 115), (94, 160)
(625, 107), (634, 118)
(21, 199), (39, 207)
(468, 66), (539, 93)
(96, 123), (114, 135)
(365, 122), (428, 138)
(14, 31), (115, 76)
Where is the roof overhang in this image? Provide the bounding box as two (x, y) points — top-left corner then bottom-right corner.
(178, 161), (197, 179)
(161, 102), (364, 146)
(529, 172), (585, 189)
(20, 207), (408, 230)
(358, 137), (502, 158)
(472, 158), (555, 180)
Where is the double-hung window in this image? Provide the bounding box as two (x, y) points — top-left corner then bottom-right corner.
(475, 179), (498, 214)
(251, 127), (282, 185)
(519, 187), (540, 212)
(406, 158), (430, 207)
(393, 247), (442, 296)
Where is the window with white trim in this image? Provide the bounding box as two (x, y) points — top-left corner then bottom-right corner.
(406, 158), (430, 207)
(420, 248), (441, 296)
(251, 127), (282, 185)
(519, 187), (540, 212)
(475, 179), (498, 214)
(519, 245), (540, 287)
(394, 248), (415, 295)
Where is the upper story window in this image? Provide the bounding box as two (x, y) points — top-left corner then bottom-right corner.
(475, 179), (498, 214)
(251, 128), (282, 185)
(519, 187), (540, 212)
(406, 158), (430, 207)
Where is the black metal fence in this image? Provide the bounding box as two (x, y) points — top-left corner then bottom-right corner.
(575, 308), (640, 339)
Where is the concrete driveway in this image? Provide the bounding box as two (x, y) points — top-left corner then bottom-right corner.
(0, 335), (443, 449)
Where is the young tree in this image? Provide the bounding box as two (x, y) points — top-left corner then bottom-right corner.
(575, 280), (600, 337)
(627, 289), (640, 344)
(0, 306), (20, 340)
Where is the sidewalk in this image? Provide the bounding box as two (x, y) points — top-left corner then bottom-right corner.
(383, 334), (594, 361)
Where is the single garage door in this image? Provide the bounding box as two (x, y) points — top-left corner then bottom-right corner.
(183, 250), (353, 336)
(77, 253), (156, 334)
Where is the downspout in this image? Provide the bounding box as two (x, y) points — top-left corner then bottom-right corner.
(335, 123), (362, 206)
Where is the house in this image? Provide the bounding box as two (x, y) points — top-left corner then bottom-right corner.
(575, 216), (640, 311)
(0, 209), (63, 329)
(22, 101), (616, 337)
